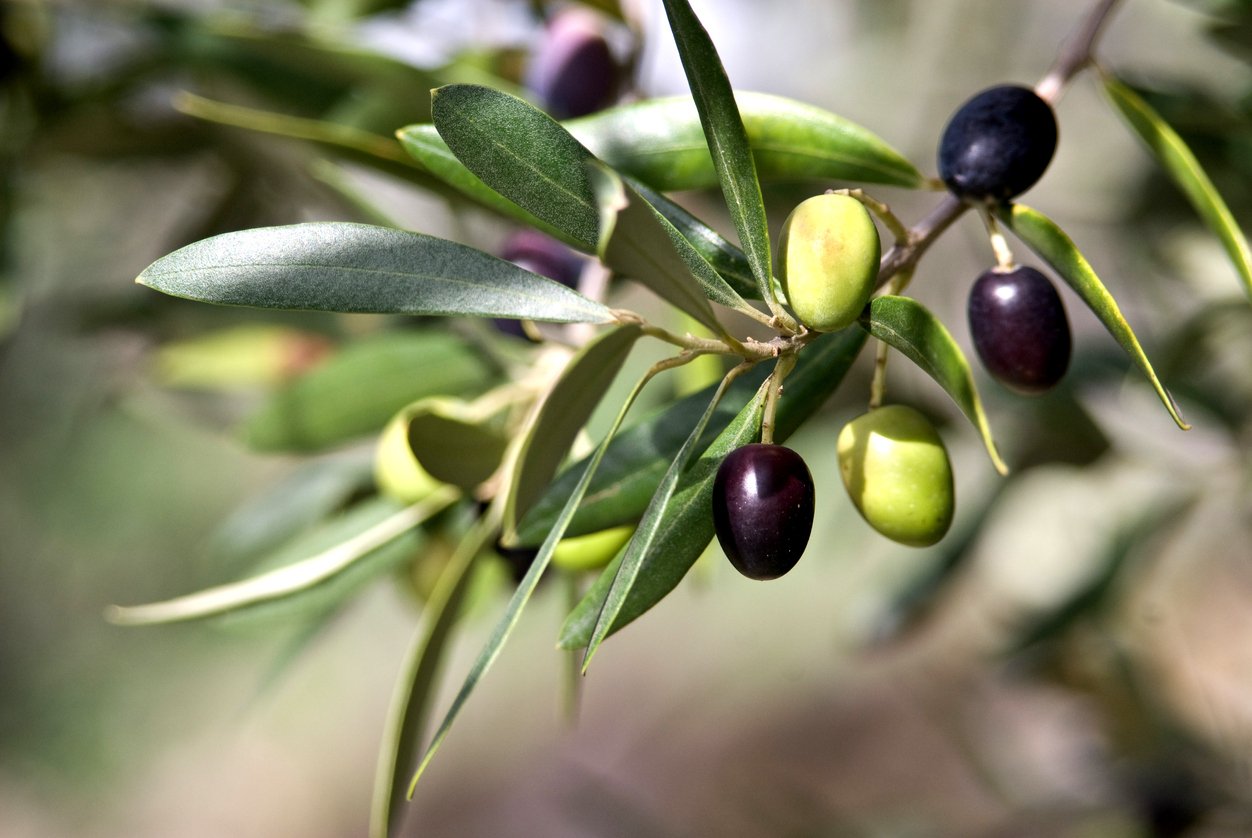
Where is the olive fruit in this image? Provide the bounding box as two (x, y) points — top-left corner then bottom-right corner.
(837, 406), (953, 547)
(938, 84), (1057, 203)
(495, 230), (585, 338)
(526, 8), (622, 119)
(712, 443), (815, 580)
(968, 265), (1071, 394)
(552, 525), (634, 572)
(777, 193), (881, 332)
(374, 411), (441, 504)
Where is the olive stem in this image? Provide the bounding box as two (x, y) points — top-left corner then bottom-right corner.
(833, 187), (909, 245)
(980, 209), (1017, 271)
(868, 338), (890, 411)
(760, 353), (797, 445)
(1036, 0), (1124, 103)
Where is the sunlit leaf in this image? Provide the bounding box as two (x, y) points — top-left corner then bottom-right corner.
(243, 329), (495, 452)
(659, 0), (776, 307)
(138, 222), (616, 323)
(999, 203), (1190, 430)
(559, 327), (868, 649)
(1102, 74), (1252, 300)
(861, 295), (1008, 474)
(567, 92), (926, 191)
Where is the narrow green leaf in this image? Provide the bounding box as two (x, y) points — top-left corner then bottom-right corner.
(861, 295), (1008, 475)
(559, 327), (868, 649)
(999, 203), (1190, 430)
(105, 490), (458, 626)
(581, 362), (752, 671)
(514, 367), (771, 545)
(406, 366), (662, 795)
(432, 84), (600, 251)
(404, 398), (509, 490)
(567, 92), (926, 191)
(396, 124), (583, 249)
(589, 163), (749, 331)
(503, 324), (643, 540)
(660, 0), (776, 305)
(138, 222), (615, 323)
(244, 330), (495, 452)
(371, 511), (494, 838)
(1102, 75), (1252, 300)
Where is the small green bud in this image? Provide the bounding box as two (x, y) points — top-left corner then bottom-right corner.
(777, 193), (880, 332)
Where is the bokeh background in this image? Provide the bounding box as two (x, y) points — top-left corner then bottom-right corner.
(2, 0), (1252, 835)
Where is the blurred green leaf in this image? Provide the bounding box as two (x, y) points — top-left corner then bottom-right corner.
(106, 491), (458, 626)
(589, 163), (747, 332)
(1000, 203), (1190, 430)
(155, 322), (333, 391)
(244, 329), (495, 452)
(567, 92), (926, 191)
(137, 223), (615, 324)
(405, 398), (509, 490)
(861, 295), (1008, 474)
(659, 0), (776, 307)
(432, 84), (600, 251)
(514, 366), (771, 546)
(1102, 74), (1252, 300)
(559, 327), (868, 649)
(503, 324), (643, 540)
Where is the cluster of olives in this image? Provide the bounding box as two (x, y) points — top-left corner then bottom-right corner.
(713, 83), (1076, 579)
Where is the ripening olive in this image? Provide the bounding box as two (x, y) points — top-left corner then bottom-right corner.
(494, 230), (586, 339)
(374, 411), (441, 504)
(837, 406), (954, 547)
(938, 84), (1057, 203)
(526, 8), (622, 119)
(712, 444), (815, 580)
(968, 265), (1071, 394)
(777, 193), (881, 332)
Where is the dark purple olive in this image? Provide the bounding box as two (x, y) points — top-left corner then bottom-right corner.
(712, 444), (814, 580)
(494, 230), (585, 338)
(968, 265), (1071, 394)
(526, 8), (622, 119)
(938, 84), (1057, 203)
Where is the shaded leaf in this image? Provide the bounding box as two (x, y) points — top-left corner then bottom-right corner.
(138, 222), (615, 323)
(999, 203), (1190, 430)
(404, 398), (509, 490)
(659, 0), (776, 305)
(559, 327), (868, 649)
(861, 295), (1008, 474)
(244, 329), (495, 452)
(1102, 74), (1252, 300)
(432, 84), (600, 251)
(567, 92), (926, 191)
(503, 325), (643, 540)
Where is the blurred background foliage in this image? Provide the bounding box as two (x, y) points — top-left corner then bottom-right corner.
(1, 0), (1252, 835)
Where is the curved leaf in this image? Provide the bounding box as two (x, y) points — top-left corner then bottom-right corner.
(137, 222), (615, 323)
(503, 325), (643, 540)
(559, 327), (868, 649)
(659, 0), (776, 308)
(244, 330), (495, 452)
(999, 203), (1190, 430)
(405, 399), (509, 490)
(432, 84), (600, 251)
(1102, 75), (1252, 300)
(567, 92), (926, 191)
(861, 295), (1008, 475)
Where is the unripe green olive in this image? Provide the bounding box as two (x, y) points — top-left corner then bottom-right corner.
(836, 405), (954, 547)
(374, 411), (441, 504)
(551, 525), (634, 572)
(777, 193), (881, 332)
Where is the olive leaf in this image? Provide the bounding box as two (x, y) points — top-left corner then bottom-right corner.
(559, 327), (868, 649)
(860, 295), (1009, 475)
(244, 329), (495, 452)
(659, 0), (777, 309)
(404, 398), (509, 490)
(567, 92), (926, 191)
(999, 203), (1190, 430)
(137, 222), (615, 323)
(1101, 74), (1252, 301)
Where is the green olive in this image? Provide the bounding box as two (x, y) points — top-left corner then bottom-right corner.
(551, 525), (634, 572)
(374, 411), (441, 504)
(836, 405), (954, 547)
(777, 193), (881, 332)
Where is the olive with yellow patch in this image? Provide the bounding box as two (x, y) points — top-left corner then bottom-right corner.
(836, 405), (954, 547)
(374, 411), (441, 504)
(777, 193), (881, 332)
